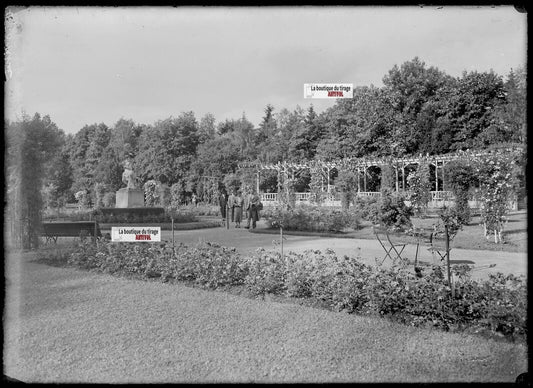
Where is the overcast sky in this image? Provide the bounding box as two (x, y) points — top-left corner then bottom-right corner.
(5, 6), (527, 135)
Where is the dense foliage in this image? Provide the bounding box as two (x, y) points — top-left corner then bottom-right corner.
(371, 190), (414, 230)
(5, 59), (526, 250)
(5, 113), (64, 248)
(444, 160), (477, 224)
(262, 204), (362, 233)
(5, 58), (526, 213)
(406, 159), (432, 216)
(474, 151), (521, 243)
(42, 240), (527, 342)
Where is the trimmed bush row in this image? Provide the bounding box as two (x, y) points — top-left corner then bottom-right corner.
(262, 204), (362, 233)
(43, 204), (222, 223)
(261, 192), (414, 233)
(45, 240), (527, 342)
(45, 209), (198, 224)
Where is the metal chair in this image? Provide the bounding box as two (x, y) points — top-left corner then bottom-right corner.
(373, 225), (408, 265)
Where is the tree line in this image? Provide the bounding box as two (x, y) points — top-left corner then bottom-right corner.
(5, 58), (526, 247)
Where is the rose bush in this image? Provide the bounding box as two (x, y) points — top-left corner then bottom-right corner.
(46, 239), (526, 342)
(262, 204), (361, 233)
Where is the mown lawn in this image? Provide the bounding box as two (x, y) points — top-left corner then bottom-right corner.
(349, 210), (526, 253)
(4, 250), (528, 383)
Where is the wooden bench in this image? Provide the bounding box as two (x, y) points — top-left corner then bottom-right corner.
(42, 221), (102, 244)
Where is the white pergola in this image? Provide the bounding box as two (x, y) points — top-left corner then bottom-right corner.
(238, 146), (524, 198)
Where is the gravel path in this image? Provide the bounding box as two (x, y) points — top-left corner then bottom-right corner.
(4, 248), (528, 383)
(156, 221), (527, 280)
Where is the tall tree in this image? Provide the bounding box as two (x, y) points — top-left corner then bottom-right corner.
(477, 66), (527, 146)
(198, 112), (216, 143)
(233, 112), (256, 159)
(315, 85), (398, 160)
(46, 147), (74, 206)
(216, 114), (256, 159)
(134, 112), (200, 185)
(255, 104), (277, 145)
(94, 146), (123, 192)
(68, 123), (110, 196)
(107, 118), (145, 161)
(444, 70), (506, 150)
(191, 136), (241, 178)
(288, 105), (323, 161)
(6, 113), (64, 249)
(382, 57), (452, 155)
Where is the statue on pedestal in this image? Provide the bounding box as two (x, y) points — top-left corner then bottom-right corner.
(122, 159), (137, 189)
(116, 157), (144, 208)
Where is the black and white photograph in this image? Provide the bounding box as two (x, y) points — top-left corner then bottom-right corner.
(4, 5), (528, 383)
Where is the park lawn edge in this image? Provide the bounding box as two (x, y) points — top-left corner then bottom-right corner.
(33, 246), (527, 346)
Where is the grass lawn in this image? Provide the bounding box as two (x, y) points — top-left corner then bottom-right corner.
(408, 210), (527, 252)
(5, 250), (528, 383)
(17, 208), (525, 382)
(273, 210), (527, 253)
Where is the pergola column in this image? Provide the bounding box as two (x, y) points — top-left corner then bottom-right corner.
(434, 161), (438, 191)
(277, 167), (281, 194)
(441, 160), (446, 191)
(401, 164), (406, 191)
(363, 166), (367, 192)
(395, 165), (399, 192)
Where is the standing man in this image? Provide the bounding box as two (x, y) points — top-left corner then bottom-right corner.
(233, 190), (243, 228)
(243, 187), (251, 229)
(246, 189), (261, 229)
(218, 190), (227, 223)
(227, 189), (236, 223)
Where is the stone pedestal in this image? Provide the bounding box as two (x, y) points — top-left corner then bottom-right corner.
(116, 188), (144, 208)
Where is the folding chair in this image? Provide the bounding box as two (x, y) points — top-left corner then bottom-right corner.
(373, 225), (408, 265)
(411, 227), (434, 266)
(427, 231), (453, 265)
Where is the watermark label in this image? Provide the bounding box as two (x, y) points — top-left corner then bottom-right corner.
(111, 226), (161, 242)
(304, 83), (353, 99)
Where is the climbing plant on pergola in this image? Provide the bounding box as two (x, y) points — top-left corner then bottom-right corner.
(238, 145), (524, 196)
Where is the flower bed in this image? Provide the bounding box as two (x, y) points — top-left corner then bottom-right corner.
(262, 204), (362, 233)
(41, 240), (527, 343)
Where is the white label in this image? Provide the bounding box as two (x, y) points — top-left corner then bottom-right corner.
(111, 226), (161, 242)
(304, 83), (353, 99)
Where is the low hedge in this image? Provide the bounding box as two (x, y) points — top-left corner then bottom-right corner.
(262, 204), (362, 233)
(41, 240), (526, 342)
(44, 208), (197, 224)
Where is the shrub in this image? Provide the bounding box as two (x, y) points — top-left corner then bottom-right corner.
(46, 240), (527, 342)
(168, 209), (197, 223)
(102, 192), (116, 208)
(89, 207), (197, 224)
(159, 184), (171, 207)
(263, 204), (361, 233)
(64, 240), (246, 289)
(380, 164), (396, 192)
(144, 180), (160, 207)
(244, 249), (287, 295)
(445, 160), (477, 224)
(352, 195), (380, 221)
(243, 248), (526, 339)
(374, 190), (413, 230)
(74, 190), (89, 209)
(406, 161), (432, 217)
(309, 169), (325, 205)
(181, 204), (220, 217)
(334, 170), (358, 210)
(170, 182), (186, 208)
